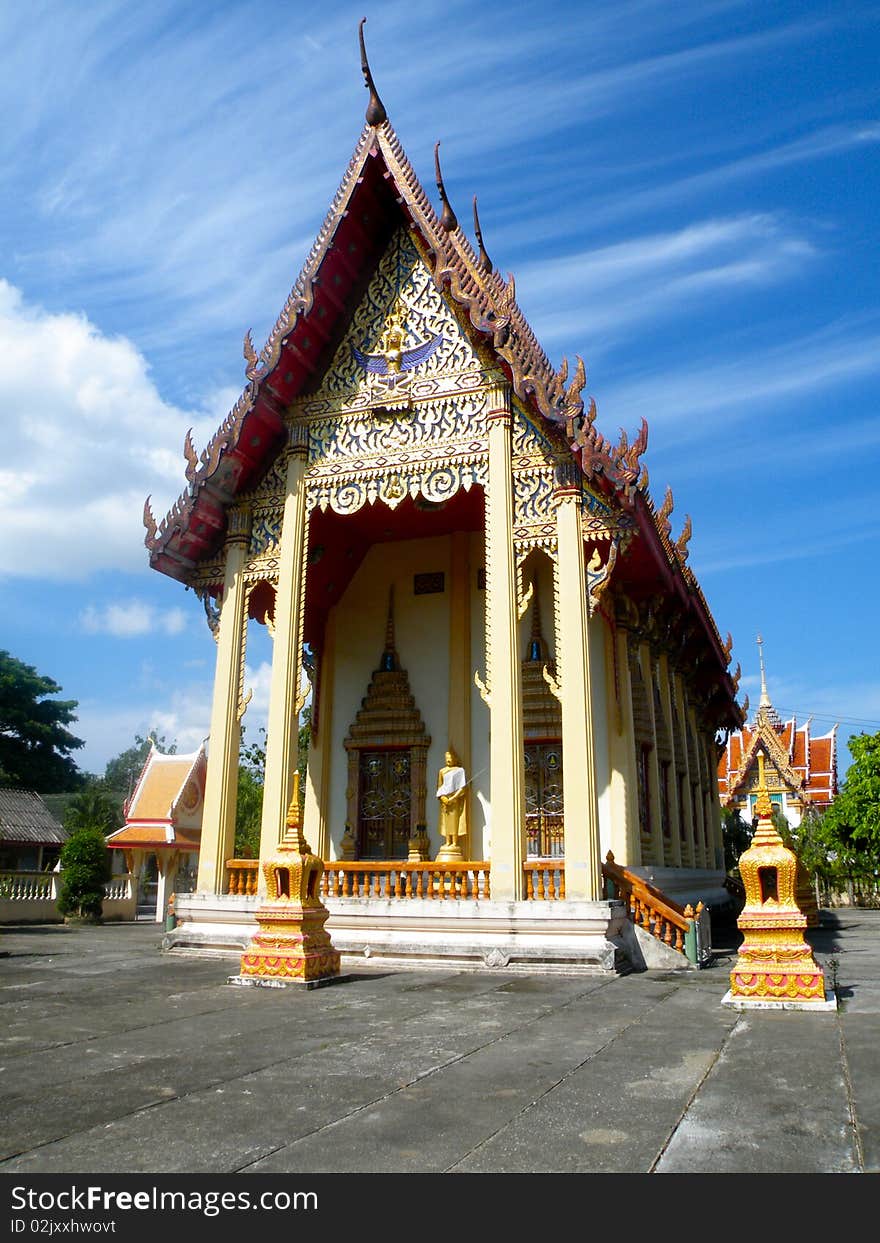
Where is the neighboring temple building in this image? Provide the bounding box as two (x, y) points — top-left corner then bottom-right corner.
(107, 743), (206, 921)
(143, 28), (742, 970)
(717, 637), (838, 829)
(0, 789), (67, 873)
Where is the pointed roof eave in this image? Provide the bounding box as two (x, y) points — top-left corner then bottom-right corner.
(144, 114), (600, 571)
(167, 744), (207, 821)
(124, 739), (157, 819)
(141, 101), (737, 729)
(728, 716), (805, 801)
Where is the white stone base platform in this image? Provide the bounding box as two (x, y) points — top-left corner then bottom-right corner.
(164, 892), (648, 974)
(721, 989), (838, 1012)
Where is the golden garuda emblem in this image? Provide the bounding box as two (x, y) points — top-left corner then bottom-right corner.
(352, 306), (443, 392)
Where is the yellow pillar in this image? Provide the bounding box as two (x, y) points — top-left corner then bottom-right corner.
(673, 671), (697, 867)
(197, 507), (251, 894)
(687, 706), (708, 867)
(448, 531), (472, 855)
(658, 654), (682, 867)
(639, 641), (666, 868)
(606, 621), (640, 868)
(303, 605), (336, 862)
(259, 425), (310, 880)
(555, 477), (601, 900)
(703, 732), (725, 870)
(485, 387), (526, 899)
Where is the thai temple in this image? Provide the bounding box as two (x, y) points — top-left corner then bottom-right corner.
(106, 742), (206, 922)
(145, 25), (743, 972)
(717, 636), (838, 830)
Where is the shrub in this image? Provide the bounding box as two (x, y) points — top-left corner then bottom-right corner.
(57, 826), (111, 923)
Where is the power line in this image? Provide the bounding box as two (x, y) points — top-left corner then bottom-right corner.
(771, 706), (880, 730)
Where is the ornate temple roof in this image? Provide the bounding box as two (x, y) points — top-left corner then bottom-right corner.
(143, 22), (741, 729)
(107, 743), (205, 851)
(717, 639), (838, 811)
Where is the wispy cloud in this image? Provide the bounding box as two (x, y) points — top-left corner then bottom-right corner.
(79, 600), (188, 638)
(599, 316), (880, 430)
(515, 213), (815, 347)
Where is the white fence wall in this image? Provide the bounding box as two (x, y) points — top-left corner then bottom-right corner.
(0, 871), (137, 924)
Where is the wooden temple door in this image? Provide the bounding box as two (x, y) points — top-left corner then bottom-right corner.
(356, 749), (412, 860)
(524, 742), (564, 858)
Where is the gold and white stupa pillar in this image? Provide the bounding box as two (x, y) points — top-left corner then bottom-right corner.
(259, 423), (310, 885)
(197, 506), (251, 894)
(554, 467), (601, 900)
(724, 752), (834, 1010)
(233, 775), (341, 987)
(485, 385), (526, 899)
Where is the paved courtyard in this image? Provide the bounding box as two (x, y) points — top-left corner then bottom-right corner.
(1, 909), (878, 1176)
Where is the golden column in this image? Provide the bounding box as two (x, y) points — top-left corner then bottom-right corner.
(606, 618), (641, 868)
(639, 641), (666, 867)
(554, 468), (601, 900)
(658, 653), (683, 867)
(258, 423), (310, 884)
(197, 506), (251, 894)
(303, 605), (336, 863)
(725, 752), (832, 1008)
(485, 386), (526, 899)
(447, 529), (472, 856)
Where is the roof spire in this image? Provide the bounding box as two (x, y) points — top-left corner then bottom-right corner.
(380, 586), (399, 671)
(756, 633), (782, 728)
(434, 142), (458, 233)
(359, 18), (387, 126)
(528, 576), (545, 662)
(757, 633), (771, 709)
(472, 195), (492, 273)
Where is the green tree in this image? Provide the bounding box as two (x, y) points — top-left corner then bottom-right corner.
(56, 825), (112, 923)
(234, 711), (311, 858)
(64, 788), (120, 836)
(823, 732), (880, 852)
(816, 731), (880, 899)
(721, 806), (752, 873)
(0, 651), (85, 792)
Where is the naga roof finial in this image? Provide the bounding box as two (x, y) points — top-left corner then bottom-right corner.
(472, 195), (492, 273)
(359, 18), (387, 126)
(434, 142), (458, 233)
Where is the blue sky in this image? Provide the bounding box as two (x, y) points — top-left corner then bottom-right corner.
(1, 0), (878, 781)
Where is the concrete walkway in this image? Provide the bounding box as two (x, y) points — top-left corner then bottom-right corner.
(0, 909), (877, 1175)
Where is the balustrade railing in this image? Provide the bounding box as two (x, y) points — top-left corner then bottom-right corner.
(0, 870), (56, 901)
(601, 851), (705, 962)
(321, 861), (491, 899)
(226, 859), (259, 896)
(523, 860), (565, 899)
(0, 871), (135, 924)
(220, 853), (703, 963)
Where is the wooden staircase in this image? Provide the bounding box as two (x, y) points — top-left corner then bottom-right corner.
(601, 852), (711, 967)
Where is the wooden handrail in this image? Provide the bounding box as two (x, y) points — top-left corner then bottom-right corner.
(321, 861), (491, 899)
(224, 859), (492, 899)
(523, 860), (565, 900)
(225, 859), (566, 901)
(225, 859), (258, 896)
(601, 851), (702, 956)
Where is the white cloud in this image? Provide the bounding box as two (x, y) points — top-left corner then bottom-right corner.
(515, 214), (815, 350)
(0, 280), (221, 580)
(79, 599), (189, 638)
(599, 317), (880, 430)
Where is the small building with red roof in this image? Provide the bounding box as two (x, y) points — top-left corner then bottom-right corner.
(107, 742), (206, 921)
